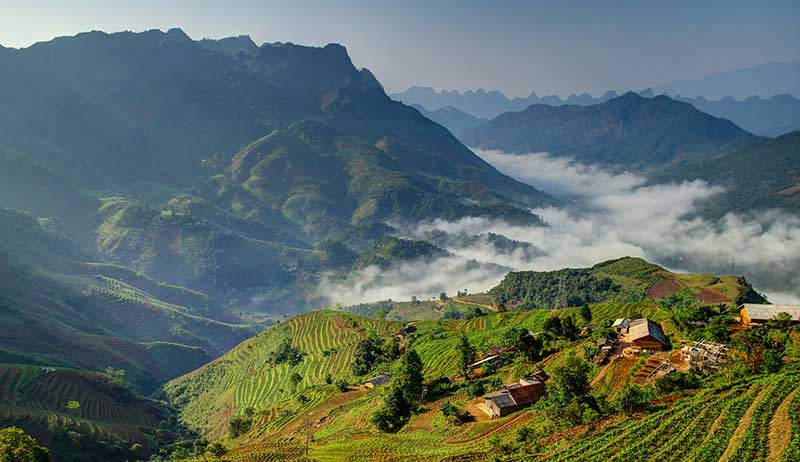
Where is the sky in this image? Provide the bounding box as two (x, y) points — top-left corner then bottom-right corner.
(1, 0), (798, 96)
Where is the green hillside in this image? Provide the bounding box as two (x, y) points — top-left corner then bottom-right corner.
(651, 130), (800, 216)
(0, 364), (179, 462)
(161, 256), (797, 461)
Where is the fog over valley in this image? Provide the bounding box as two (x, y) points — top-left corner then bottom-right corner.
(320, 150), (800, 306)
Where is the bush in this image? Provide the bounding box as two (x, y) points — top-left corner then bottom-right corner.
(440, 403), (472, 425)
(614, 383), (652, 414)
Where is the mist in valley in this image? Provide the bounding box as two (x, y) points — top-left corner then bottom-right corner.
(320, 149), (800, 306)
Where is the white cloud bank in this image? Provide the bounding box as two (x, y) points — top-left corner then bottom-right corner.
(319, 150), (800, 306)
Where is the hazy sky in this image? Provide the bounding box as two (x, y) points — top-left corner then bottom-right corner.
(1, 0), (798, 96)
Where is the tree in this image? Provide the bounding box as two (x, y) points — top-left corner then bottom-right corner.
(0, 427), (50, 462)
(439, 292), (448, 301)
(614, 383), (651, 414)
(64, 400), (80, 413)
(393, 349), (424, 404)
(228, 415), (252, 438)
(580, 304), (592, 323)
(352, 333), (383, 376)
(561, 316), (578, 340)
(193, 437), (209, 457)
(502, 328), (542, 361)
(206, 441), (227, 458)
(335, 378), (350, 392)
(550, 353), (591, 401)
(290, 372), (303, 388)
(543, 316), (563, 338)
(370, 385), (411, 432)
(732, 325), (786, 373)
(457, 334), (477, 380)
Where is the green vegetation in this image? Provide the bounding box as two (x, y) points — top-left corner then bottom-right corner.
(0, 427), (50, 462)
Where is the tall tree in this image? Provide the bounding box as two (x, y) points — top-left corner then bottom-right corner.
(457, 334), (477, 380)
(394, 349), (425, 404)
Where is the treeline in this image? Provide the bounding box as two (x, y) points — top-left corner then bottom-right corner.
(491, 268), (622, 309)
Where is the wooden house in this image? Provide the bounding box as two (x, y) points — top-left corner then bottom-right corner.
(626, 318), (668, 350)
(740, 304), (800, 325)
(480, 378), (546, 418)
(364, 374), (390, 388)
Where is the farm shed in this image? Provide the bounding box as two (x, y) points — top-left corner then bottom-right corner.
(364, 374), (390, 388)
(626, 318), (668, 350)
(740, 304), (800, 325)
(480, 378), (546, 418)
(397, 324), (417, 338)
(612, 318), (631, 333)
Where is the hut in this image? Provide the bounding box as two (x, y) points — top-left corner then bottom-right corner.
(364, 374), (390, 388)
(626, 318), (668, 350)
(740, 304), (800, 326)
(480, 378), (547, 418)
(612, 318), (631, 333)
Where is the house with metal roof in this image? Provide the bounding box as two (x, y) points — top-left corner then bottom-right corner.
(740, 304), (800, 325)
(364, 374), (391, 388)
(612, 318), (631, 333)
(625, 318), (668, 350)
(479, 378), (546, 418)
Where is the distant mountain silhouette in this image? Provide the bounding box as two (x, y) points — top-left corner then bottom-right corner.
(652, 61), (800, 100)
(391, 86), (619, 119)
(460, 92), (761, 169)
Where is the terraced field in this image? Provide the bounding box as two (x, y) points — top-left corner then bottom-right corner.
(543, 373), (800, 462)
(0, 364), (166, 449)
(165, 311), (403, 436)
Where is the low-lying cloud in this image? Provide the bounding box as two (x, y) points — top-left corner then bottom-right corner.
(319, 150), (800, 306)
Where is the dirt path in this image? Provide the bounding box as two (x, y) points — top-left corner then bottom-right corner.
(591, 362), (612, 386)
(767, 386), (800, 462)
(444, 411), (530, 445)
(451, 297), (499, 312)
(719, 385), (771, 462)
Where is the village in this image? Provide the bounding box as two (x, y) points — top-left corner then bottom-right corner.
(364, 302), (800, 420)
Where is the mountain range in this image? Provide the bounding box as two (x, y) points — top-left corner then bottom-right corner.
(392, 73), (800, 137)
(1, 27), (799, 462)
(460, 92), (761, 169)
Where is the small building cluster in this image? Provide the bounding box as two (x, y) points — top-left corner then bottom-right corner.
(739, 304), (800, 326)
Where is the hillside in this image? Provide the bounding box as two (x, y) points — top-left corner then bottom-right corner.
(650, 131), (800, 216)
(163, 257), (776, 458)
(0, 208), (255, 392)
(411, 104), (487, 135)
(0, 29), (556, 315)
(492, 257), (765, 309)
(460, 93), (761, 169)
(0, 365), (182, 462)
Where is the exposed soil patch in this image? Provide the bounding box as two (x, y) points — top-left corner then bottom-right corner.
(647, 278), (683, 299)
(696, 288), (733, 305)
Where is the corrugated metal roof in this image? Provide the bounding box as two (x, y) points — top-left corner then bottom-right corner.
(612, 318), (630, 327)
(484, 391), (516, 408)
(366, 374), (391, 386)
(741, 304), (800, 321)
(469, 355), (501, 368)
(627, 318), (667, 345)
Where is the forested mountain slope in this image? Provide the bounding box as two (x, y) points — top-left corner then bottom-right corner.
(461, 93), (760, 169)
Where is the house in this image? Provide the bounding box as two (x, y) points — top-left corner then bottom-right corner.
(397, 324), (418, 338)
(612, 318), (631, 333)
(740, 304), (800, 326)
(489, 345), (517, 355)
(626, 318), (668, 350)
(467, 354), (501, 369)
(480, 378), (547, 418)
(364, 374), (390, 388)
